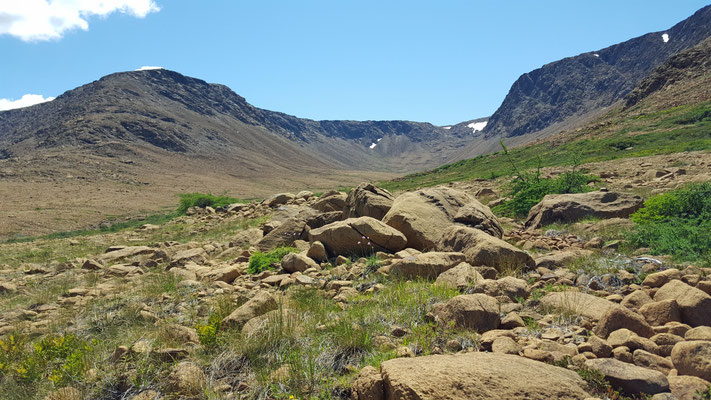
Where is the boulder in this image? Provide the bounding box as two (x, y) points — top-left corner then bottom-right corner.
(222, 291), (278, 329)
(264, 193), (295, 207)
(343, 183), (394, 220)
(594, 305), (654, 338)
(584, 358), (669, 396)
(669, 375), (711, 400)
(534, 249), (592, 269)
(351, 352), (590, 400)
(643, 269), (682, 288)
(477, 276), (530, 300)
(685, 326), (711, 341)
(539, 291), (616, 321)
(255, 216), (309, 252)
(312, 192), (347, 213)
(387, 252), (466, 280)
(654, 280), (711, 327)
(434, 262), (484, 290)
(607, 329), (659, 353)
(382, 187), (473, 250)
(525, 191), (644, 230)
(621, 290), (654, 311)
(309, 217), (407, 256)
(633, 349), (674, 375)
(281, 253), (319, 273)
(453, 199), (504, 238)
(351, 366), (385, 400)
(100, 246), (156, 263)
(639, 300), (681, 326)
(438, 225), (535, 272)
(431, 294), (500, 332)
(169, 248), (207, 268)
(671, 340), (711, 381)
(165, 362), (205, 396)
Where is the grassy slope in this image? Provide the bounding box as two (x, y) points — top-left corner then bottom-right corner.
(380, 101), (711, 192)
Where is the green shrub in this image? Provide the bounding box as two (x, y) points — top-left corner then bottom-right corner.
(247, 247), (299, 274)
(196, 314), (222, 348)
(0, 333), (95, 387)
(628, 182), (711, 263)
(177, 193), (239, 215)
(493, 142), (597, 218)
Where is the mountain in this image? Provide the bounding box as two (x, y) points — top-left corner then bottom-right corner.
(0, 69), (475, 173)
(0, 69), (481, 238)
(476, 5), (711, 144)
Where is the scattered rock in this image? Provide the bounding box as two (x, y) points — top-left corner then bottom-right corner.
(434, 262), (484, 290)
(281, 252), (319, 273)
(166, 362), (206, 396)
(222, 291), (278, 329)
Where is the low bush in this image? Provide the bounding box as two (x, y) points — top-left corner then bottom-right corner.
(628, 182), (711, 264)
(247, 247), (299, 274)
(493, 142), (597, 218)
(177, 193), (239, 215)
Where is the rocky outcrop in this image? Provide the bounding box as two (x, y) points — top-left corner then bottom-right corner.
(382, 187), (473, 250)
(525, 191), (644, 230)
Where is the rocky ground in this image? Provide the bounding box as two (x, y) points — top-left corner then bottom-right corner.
(1, 152), (710, 400)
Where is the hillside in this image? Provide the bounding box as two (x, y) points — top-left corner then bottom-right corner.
(383, 35), (711, 193)
(452, 5), (711, 160)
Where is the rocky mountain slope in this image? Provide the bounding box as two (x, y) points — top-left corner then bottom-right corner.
(454, 5), (711, 159)
(0, 69), (471, 173)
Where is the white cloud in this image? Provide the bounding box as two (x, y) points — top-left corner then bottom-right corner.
(0, 0), (160, 41)
(0, 94), (55, 111)
(136, 65), (163, 71)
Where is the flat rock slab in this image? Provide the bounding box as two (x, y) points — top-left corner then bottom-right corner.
(353, 352), (590, 400)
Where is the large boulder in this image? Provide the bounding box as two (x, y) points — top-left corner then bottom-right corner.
(438, 225), (535, 272)
(453, 200), (504, 238)
(431, 294), (500, 332)
(312, 192), (347, 213)
(539, 291), (616, 321)
(309, 217), (407, 257)
(343, 183), (394, 220)
(669, 375), (711, 400)
(351, 352), (590, 400)
(387, 252), (466, 280)
(222, 291), (278, 329)
(382, 187), (473, 250)
(264, 193), (295, 207)
(671, 340), (711, 381)
(584, 358), (669, 396)
(654, 279), (711, 327)
(524, 191), (644, 230)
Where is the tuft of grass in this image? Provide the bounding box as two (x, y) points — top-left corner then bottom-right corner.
(248, 247), (298, 274)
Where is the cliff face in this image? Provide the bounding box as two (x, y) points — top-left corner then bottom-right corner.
(481, 5), (711, 140)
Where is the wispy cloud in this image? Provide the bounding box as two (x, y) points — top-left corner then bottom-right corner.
(0, 0), (160, 41)
(0, 94), (55, 111)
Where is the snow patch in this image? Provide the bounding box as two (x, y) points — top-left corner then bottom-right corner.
(442, 126), (451, 130)
(662, 33), (670, 43)
(0, 94), (55, 111)
(136, 66), (163, 71)
(369, 138), (383, 149)
(467, 121), (488, 133)
(593, 53), (599, 57)
(377, 138), (382, 142)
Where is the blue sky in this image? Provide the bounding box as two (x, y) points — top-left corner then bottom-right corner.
(1, 1), (708, 125)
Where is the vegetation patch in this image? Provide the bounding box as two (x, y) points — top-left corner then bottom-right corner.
(627, 182), (711, 264)
(248, 247), (299, 274)
(177, 192), (241, 215)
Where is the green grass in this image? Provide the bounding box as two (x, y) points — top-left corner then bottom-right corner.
(627, 182), (711, 264)
(247, 247), (299, 274)
(177, 193), (241, 215)
(380, 101), (711, 192)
